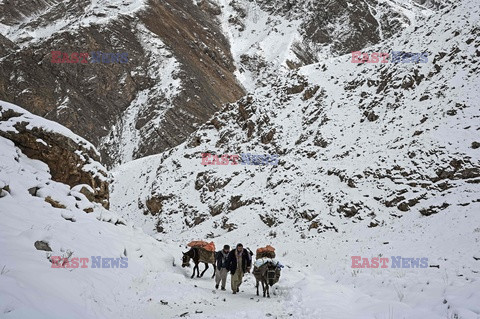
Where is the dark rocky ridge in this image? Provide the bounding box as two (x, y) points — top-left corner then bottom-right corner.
(122, 0), (245, 162)
(0, 0), (245, 166)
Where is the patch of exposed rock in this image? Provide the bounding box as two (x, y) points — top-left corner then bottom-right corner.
(0, 103), (109, 208)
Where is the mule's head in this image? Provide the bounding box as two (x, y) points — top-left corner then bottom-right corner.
(266, 263), (280, 286)
(181, 252), (191, 268)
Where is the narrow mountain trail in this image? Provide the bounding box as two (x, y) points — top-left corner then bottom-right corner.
(110, 241), (447, 319)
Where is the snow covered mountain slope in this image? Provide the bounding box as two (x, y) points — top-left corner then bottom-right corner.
(108, 0), (480, 316)
(211, 0), (443, 91)
(5, 103), (479, 319)
(0, 101), (147, 318)
(0, 0), (146, 45)
(112, 0), (480, 238)
(0, 118), (180, 318)
(1, 104), (479, 319)
(0, 100), (110, 208)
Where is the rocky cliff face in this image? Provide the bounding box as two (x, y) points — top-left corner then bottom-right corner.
(0, 101), (109, 209)
(0, 0), (244, 166)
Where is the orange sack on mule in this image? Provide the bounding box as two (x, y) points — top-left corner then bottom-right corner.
(256, 245), (275, 254)
(187, 241), (216, 252)
(203, 242), (216, 252)
(187, 240), (208, 248)
(256, 245), (276, 259)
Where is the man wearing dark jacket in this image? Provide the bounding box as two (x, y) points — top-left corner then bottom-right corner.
(225, 243), (252, 294)
(215, 245), (230, 290)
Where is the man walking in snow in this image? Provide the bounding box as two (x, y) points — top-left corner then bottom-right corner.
(226, 243), (251, 294)
(215, 245), (230, 290)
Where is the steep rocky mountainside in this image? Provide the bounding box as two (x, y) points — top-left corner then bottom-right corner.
(111, 0), (479, 237)
(213, 0), (443, 91)
(0, 0), (436, 166)
(0, 0), (244, 166)
(0, 100), (110, 209)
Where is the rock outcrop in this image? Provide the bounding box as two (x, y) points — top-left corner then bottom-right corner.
(0, 101), (109, 208)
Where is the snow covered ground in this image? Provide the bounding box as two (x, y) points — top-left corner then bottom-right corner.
(0, 108), (479, 317)
(212, 0), (302, 91)
(1, 135), (479, 318)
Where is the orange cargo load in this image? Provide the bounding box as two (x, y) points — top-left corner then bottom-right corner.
(256, 245), (276, 259)
(187, 241), (216, 252)
(203, 242), (216, 252)
(256, 245), (275, 254)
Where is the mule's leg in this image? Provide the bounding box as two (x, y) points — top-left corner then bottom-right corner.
(197, 263), (201, 277)
(191, 264), (196, 279)
(211, 263), (216, 279)
(256, 279), (259, 296)
(200, 263), (208, 277)
(266, 282), (270, 298)
(261, 280), (266, 297)
(193, 263), (199, 278)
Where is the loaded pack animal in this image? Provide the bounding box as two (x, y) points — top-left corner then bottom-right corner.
(182, 247), (216, 279)
(253, 261), (281, 298)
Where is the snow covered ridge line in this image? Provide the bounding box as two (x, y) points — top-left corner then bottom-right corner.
(351, 256), (429, 268)
(351, 51), (429, 63)
(201, 153), (279, 166)
(50, 256), (128, 268)
(51, 51), (129, 64)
